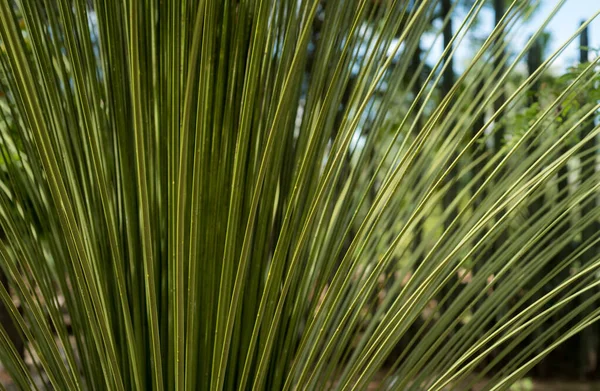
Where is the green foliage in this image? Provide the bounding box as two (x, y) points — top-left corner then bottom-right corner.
(0, 1), (597, 390)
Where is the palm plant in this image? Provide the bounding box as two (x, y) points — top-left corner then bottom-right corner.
(0, 0), (598, 389)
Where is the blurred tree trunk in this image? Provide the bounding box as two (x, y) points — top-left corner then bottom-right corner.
(441, 0), (457, 231)
(471, 77), (486, 274)
(411, 40), (425, 267)
(490, 0), (508, 314)
(439, 0), (457, 314)
(576, 23), (599, 379)
(492, 0), (506, 162)
(526, 36), (548, 378)
(526, 38), (544, 220)
(476, 1), (508, 366)
(440, 0), (454, 99)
